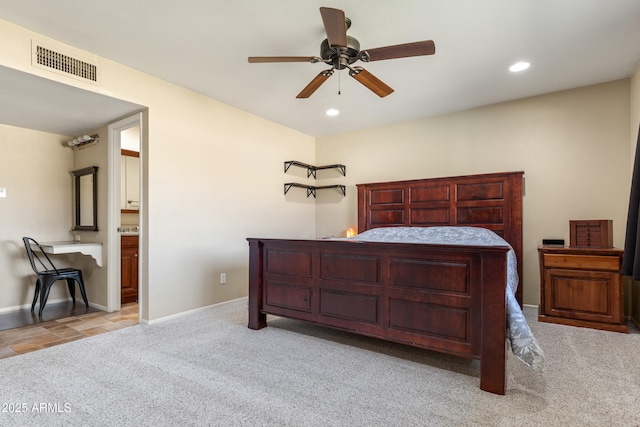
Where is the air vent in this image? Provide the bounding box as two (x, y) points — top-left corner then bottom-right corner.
(31, 40), (99, 85)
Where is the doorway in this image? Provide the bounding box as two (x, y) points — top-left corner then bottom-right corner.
(107, 113), (144, 318)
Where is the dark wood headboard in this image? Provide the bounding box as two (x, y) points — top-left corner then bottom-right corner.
(356, 171), (524, 305)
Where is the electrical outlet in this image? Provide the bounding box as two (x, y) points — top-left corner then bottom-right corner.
(220, 273), (226, 284)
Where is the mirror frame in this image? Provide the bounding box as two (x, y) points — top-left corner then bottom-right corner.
(72, 166), (98, 231)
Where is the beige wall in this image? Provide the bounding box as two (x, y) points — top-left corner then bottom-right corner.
(71, 125), (109, 309)
(1, 17), (638, 319)
(315, 80), (631, 306)
(0, 19), (316, 320)
(0, 124), (75, 311)
(141, 89), (316, 320)
(632, 66), (640, 145)
(629, 65), (640, 325)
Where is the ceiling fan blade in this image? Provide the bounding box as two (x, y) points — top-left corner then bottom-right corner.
(296, 69), (334, 98)
(348, 67), (394, 98)
(320, 7), (347, 48)
(248, 56), (319, 63)
(362, 40), (436, 62)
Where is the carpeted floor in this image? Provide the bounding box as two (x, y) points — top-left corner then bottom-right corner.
(0, 298), (638, 426)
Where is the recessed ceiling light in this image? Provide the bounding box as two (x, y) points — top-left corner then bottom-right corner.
(325, 108), (339, 116)
(509, 61), (530, 72)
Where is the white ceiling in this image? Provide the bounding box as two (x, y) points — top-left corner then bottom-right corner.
(0, 65), (143, 136)
(0, 0), (639, 138)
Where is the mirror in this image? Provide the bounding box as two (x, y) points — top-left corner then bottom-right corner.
(72, 166), (98, 231)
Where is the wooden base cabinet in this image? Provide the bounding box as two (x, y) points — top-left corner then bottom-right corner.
(121, 235), (139, 304)
(538, 246), (627, 333)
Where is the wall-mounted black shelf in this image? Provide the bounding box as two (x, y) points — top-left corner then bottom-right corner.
(284, 183), (346, 198)
(283, 160), (347, 198)
(284, 160), (346, 179)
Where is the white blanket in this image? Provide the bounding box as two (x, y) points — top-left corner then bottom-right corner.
(348, 226), (545, 373)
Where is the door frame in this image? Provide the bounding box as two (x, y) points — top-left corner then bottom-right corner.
(107, 112), (143, 316)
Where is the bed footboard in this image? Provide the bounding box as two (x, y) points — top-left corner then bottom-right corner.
(247, 238), (509, 395)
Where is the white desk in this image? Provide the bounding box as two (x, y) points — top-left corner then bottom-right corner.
(37, 241), (103, 267)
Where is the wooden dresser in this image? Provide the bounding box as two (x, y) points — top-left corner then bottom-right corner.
(538, 245), (626, 333)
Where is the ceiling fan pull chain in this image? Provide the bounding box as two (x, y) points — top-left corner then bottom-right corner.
(338, 69), (341, 95)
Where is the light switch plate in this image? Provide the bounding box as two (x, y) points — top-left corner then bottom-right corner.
(0, 188), (6, 198)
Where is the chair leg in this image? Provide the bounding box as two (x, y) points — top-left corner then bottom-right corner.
(76, 272), (89, 308)
(66, 278), (76, 303)
(31, 278), (41, 312)
(38, 278), (56, 316)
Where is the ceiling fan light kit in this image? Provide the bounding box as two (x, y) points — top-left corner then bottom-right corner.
(248, 7), (436, 99)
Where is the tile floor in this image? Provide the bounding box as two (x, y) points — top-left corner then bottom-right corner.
(0, 303), (138, 360)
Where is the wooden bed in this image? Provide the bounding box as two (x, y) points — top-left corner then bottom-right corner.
(247, 171), (524, 395)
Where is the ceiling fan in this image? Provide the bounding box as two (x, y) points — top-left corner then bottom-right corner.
(248, 7), (436, 99)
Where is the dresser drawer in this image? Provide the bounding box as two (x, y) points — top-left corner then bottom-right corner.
(542, 253), (620, 271)
(573, 228), (602, 247)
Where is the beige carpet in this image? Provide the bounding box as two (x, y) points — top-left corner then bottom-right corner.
(0, 298), (638, 426)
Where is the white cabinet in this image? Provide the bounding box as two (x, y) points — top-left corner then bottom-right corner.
(121, 154), (140, 211)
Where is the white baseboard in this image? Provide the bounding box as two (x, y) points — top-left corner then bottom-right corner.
(0, 297), (73, 314)
(142, 297), (247, 325)
(0, 298), (106, 315)
(89, 302), (108, 312)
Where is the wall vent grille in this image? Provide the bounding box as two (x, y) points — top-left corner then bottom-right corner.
(31, 40), (99, 84)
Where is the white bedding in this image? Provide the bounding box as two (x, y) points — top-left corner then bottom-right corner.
(348, 226), (545, 373)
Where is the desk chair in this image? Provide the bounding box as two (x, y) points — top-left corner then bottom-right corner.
(22, 237), (89, 316)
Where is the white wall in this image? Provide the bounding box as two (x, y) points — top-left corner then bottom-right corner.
(315, 79), (631, 306)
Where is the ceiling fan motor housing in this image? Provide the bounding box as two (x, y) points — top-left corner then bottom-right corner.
(320, 36), (360, 69)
